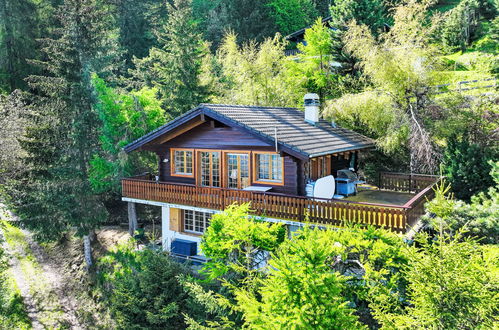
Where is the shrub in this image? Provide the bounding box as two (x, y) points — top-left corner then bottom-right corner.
(98, 241), (201, 329)
(442, 135), (495, 201)
(373, 234), (499, 329)
(424, 161), (499, 244)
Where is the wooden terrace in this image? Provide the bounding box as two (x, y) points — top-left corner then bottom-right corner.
(122, 172), (438, 233)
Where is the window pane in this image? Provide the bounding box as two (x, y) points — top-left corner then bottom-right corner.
(174, 150), (193, 175)
(258, 154), (270, 180)
(272, 154), (282, 181)
(174, 151), (184, 174)
(240, 155), (249, 188)
(183, 210), (212, 234)
(212, 152), (220, 187)
(185, 151), (193, 174)
(256, 153), (282, 182)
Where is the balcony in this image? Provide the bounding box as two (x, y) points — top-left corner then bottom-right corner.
(122, 172), (438, 233)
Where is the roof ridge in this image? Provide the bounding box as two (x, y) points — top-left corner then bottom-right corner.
(200, 103), (299, 110)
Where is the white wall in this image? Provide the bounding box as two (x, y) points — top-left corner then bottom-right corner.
(161, 206), (203, 255)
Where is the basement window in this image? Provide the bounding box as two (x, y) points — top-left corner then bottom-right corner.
(183, 210), (212, 234)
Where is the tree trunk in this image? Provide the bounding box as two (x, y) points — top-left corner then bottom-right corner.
(128, 202), (138, 236)
(83, 234), (92, 270)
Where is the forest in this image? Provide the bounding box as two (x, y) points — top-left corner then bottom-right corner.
(0, 0), (498, 328)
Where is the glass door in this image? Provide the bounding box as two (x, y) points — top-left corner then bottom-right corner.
(226, 153), (250, 189)
(198, 151), (220, 187)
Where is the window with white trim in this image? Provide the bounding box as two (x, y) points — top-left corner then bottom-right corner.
(183, 210), (212, 234)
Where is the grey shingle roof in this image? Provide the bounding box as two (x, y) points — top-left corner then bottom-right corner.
(124, 104), (374, 158)
(202, 104), (374, 158)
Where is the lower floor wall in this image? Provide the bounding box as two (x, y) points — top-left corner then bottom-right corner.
(123, 197), (308, 256)
(161, 206), (305, 256)
(161, 206), (205, 255)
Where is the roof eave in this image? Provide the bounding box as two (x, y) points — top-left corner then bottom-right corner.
(308, 145), (375, 158)
(122, 106), (204, 153)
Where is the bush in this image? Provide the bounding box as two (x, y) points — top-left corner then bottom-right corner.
(424, 161), (499, 244)
(442, 135), (495, 201)
(98, 241), (202, 329)
(373, 234), (499, 329)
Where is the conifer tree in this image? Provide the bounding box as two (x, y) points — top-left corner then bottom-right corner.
(11, 0), (119, 240)
(133, 0), (209, 117)
(115, 0), (167, 69)
(0, 0), (39, 92)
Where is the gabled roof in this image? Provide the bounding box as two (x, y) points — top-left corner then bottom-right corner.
(123, 104), (375, 159)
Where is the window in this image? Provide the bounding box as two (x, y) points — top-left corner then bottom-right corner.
(171, 149), (193, 177)
(226, 153), (250, 189)
(254, 152), (283, 184)
(198, 151), (220, 187)
(183, 210), (211, 234)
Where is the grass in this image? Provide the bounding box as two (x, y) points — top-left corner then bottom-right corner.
(0, 224), (31, 328)
(0, 220), (68, 329)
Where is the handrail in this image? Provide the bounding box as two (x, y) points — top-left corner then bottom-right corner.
(124, 177), (408, 209)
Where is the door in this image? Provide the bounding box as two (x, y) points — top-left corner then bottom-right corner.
(226, 153), (250, 189)
(198, 151), (220, 187)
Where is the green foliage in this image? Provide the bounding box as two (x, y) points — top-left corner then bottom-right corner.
(0, 226), (30, 328)
(439, 0), (480, 52)
(234, 232), (361, 328)
(424, 162), (499, 244)
(443, 135), (495, 200)
(0, 0), (39, 92)
(0, 91), (26, 181)
(210, 33), (304, 107)
(326, 91), (409, 153)
(267, 0), (317, 35)
(193, 0), (277, 49)
(372, 234), (499, 329)
(289, 17), (336, 101)
(115, 0), (168, 68)
(8, 0), (118, 240)
(133, 0), (210, 117)
(98, 241), (199, 329)
(326, 0), (443, 172)
(89, 76), (166, 193)
(330, 0), (388, 32)
(201, 203), (286, 280)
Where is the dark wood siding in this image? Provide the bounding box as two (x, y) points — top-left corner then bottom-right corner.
(156, 122), (299, 195)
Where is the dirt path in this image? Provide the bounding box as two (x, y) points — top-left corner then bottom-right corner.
(0, 204), (84, 329)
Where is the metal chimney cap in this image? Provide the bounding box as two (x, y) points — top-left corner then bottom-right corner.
(304, 93), (320, 106)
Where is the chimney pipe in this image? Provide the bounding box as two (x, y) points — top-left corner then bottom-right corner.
(304, 93), (320, 125)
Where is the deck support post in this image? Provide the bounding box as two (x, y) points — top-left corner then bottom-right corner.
(128, 202), (138, 236)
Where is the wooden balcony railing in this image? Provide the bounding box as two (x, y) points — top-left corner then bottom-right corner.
(379, 172), (438, 193)
(122, 173), (439, 233)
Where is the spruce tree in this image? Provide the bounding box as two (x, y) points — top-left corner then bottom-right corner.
(115, 0), (167, 69)
(133, 0), (209, 117)
(11, 0), (119, 240)
(0, 0), (39, 92)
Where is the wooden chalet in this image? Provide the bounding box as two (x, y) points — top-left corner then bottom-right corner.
(122, 96), (438, 256)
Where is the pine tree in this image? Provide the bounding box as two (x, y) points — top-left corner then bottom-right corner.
(11, 0), (119, 240)
(193, 0), (277, 48)
(115, 0), (167, 69)
(0, 0), (39, 92)
(133, 0), (209, 117)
